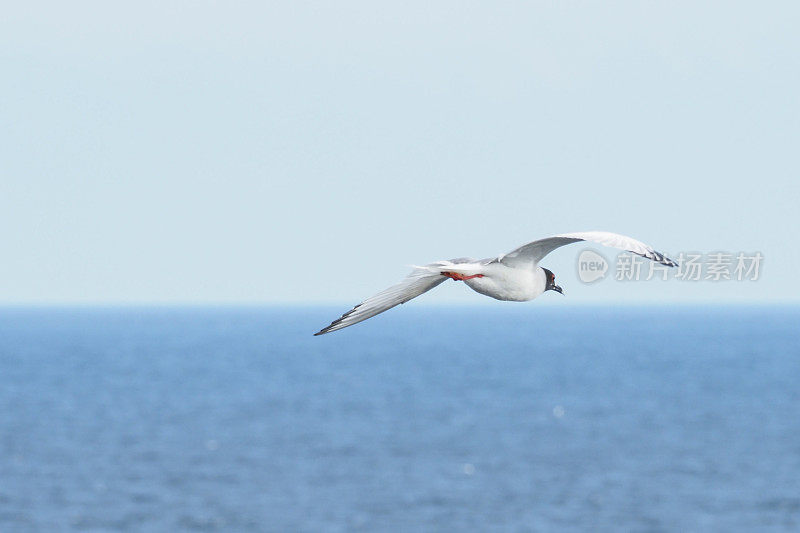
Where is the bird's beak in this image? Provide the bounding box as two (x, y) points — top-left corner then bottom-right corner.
(553, 285), (564, 295)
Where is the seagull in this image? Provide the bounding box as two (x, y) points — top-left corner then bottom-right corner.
(314, 231), (676, 335)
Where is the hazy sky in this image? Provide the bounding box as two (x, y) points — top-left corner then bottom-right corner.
(2, 2), (798, 304)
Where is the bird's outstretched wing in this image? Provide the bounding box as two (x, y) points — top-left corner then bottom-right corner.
(497, 231), (677, 268)
(314, 265), (450, 336)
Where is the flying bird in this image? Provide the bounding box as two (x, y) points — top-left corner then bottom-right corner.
(314, 231), (676, 335)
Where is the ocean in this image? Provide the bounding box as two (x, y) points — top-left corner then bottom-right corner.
(0, 306), (798, 532)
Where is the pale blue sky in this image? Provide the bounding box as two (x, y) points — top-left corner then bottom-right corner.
(2, 2), (798, 304)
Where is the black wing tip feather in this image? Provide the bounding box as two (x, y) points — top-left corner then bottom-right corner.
(638, 249), (678, 267)
(313, 304), (362, 336)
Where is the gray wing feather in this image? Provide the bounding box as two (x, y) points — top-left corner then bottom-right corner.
(498, 231), (677, 268)
(314, 267), (448, 335)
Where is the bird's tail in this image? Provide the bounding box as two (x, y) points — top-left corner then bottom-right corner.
(411, 259), (485, 277)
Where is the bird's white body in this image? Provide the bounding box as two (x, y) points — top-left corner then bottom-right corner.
(315, 230), (677, 335)
(462, 262), (546, 302)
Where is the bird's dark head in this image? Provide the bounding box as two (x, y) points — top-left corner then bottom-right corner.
(542, 268), (563, 295)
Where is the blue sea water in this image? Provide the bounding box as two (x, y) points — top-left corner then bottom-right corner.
(0, 305), (798, 532)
